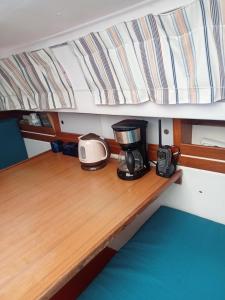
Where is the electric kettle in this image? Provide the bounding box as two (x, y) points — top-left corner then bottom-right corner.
(78, 133), (110, 170)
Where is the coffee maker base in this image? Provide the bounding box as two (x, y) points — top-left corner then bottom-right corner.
(117, 167), (150, 180)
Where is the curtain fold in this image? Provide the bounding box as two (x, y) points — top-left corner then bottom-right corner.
(71, 0), (225, 105)
(0, 49), (75, 111)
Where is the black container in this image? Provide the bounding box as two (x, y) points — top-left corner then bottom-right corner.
(50, 140), (63, 153)
(62, 142), (78, 157)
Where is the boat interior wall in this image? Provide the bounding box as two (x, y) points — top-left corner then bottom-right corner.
(192, 126), (225, 146)
(59, 113), (173, 145)
(23, 138), (51, 158)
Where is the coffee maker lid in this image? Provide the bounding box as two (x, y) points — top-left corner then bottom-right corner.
(112, 119), (148, 131)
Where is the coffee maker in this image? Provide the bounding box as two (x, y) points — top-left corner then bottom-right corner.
(112, 119), (150, 180)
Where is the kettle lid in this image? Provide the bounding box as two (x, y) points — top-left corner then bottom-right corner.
(79, 133), (100, 140)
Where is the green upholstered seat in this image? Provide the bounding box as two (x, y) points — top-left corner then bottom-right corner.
(0, 118), (27, 169)
(78, 206), (225, 300)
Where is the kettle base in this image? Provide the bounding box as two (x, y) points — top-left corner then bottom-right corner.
(80, 160), (107, 171)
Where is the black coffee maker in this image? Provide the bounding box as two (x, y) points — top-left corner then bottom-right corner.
(112, 119), (150, 180)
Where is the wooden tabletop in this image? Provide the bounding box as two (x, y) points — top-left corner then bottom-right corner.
(0, 151), (182, 300)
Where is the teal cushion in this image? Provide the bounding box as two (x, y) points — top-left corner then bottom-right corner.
(78, 206), (225, 300)
(0, 118), (27, 169)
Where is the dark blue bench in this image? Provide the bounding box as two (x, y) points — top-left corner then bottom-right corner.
(78, 206), (225, 300)
(0, 118), (27, 169)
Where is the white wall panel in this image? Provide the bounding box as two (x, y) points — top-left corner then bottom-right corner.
(192, 125), (225, 145)
(161, 166), (225, 224)
(59, 112), (173, 144)
(24, 138), (51, 158)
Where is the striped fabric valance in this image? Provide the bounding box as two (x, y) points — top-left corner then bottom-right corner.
(0, 49), (75, 111)
(71, 0), (225, 105)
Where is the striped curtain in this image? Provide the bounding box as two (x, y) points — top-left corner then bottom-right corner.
(0, 49), (75, 111)
(71, 0), (225, 105)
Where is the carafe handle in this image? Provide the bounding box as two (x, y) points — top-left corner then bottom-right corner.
(125, 151), (135, 175)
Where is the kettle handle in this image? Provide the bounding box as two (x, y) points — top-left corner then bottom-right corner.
(95, 138), (111, 160)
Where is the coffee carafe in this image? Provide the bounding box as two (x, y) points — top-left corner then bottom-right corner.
(112, 119), (150, 180)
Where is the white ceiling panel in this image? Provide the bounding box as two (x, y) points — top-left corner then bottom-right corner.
(0, 0), (145, 50)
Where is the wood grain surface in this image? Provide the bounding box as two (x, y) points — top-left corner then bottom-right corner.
(0, 152), (182, 300)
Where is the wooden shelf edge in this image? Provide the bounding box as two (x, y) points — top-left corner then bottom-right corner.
(22, 132), (56, 142)
(20, 124), (54, 135)
(189, 119), (225, 127)
(181, 143), (225, 161)
(180, 156), (225, 174)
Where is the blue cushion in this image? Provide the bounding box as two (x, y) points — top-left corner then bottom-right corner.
(0, 118), (28, 169)
(78, 206), (225, 300)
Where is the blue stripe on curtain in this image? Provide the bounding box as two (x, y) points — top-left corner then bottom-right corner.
(0, 49), (76, 111)
(71, 0), (225, 105)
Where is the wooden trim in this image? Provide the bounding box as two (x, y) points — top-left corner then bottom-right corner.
(173, 118), (225, 173)
(47, 112), (61, 134)
(173, 119), (182, 146)
(180, 156), (225, 173)
(20, 124), (55, 135)
(0, 110), (24, 120)
(22, 131), (56, 142)
(181, 143), (225, 161)
(148, 144), (158, 161)
(57, 132), (79, 142)
(106, 138), (121, 154)
(189, 119), (225, 127)
(173, 119), (192, 145)
(51, 247), (116, 300)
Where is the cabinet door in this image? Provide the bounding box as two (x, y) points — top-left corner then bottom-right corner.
(0, 118), (28, 169)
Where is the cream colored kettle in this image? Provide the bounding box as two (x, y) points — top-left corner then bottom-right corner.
(78, 133), (110, 170)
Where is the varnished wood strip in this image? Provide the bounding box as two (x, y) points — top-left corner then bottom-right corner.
(181, 144), (225, 161)
(189, 119), (225, 127)
(180, 155), (225, 173)
(47, 112), (61, 134)
(51, 247), (116, 300)
(21, 131), (57, 141)
(57, 132), (79, 142)
(20, 124), (55, 134)
(173, 119), (192, 145)
(173, 119), (182, 146)
(148, 144), (158, 161)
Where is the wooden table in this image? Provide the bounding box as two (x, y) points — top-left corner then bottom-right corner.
(0, 151), (182, 300)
